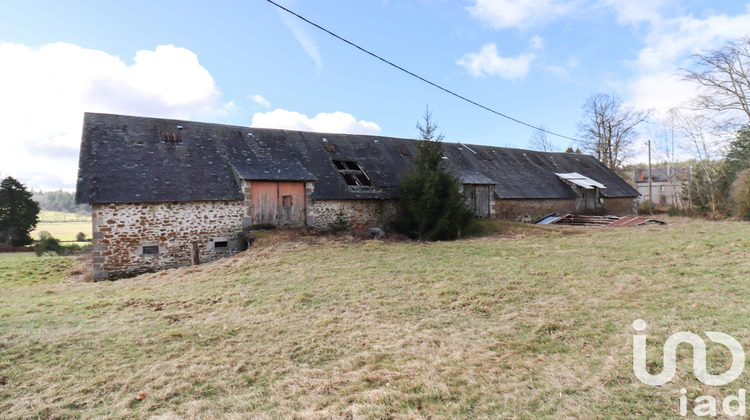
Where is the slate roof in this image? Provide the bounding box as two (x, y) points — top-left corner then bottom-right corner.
(633, 167), (692, 183)
(76, 113), (639, 204)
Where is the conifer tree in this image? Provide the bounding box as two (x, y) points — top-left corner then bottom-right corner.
(0, 177), (40, 246)
(396, 108), (474, 240)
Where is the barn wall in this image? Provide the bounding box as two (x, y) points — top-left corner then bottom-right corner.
(602, 197), (638, 215)
(312, 199), (400, 230)
(494, 197), (638, 221)
(91, 201), (246, 280)
(494, 199), (578, 221)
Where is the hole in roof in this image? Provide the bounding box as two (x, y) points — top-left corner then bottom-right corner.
(332, 160), (374, 188)
(397, 146), (412, 156)
(161, 131), (182, 143)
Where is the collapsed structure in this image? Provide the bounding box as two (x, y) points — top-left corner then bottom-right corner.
(76, 113), (639, 279)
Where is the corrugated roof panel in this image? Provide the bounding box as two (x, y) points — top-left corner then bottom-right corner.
(555, 172), (607, 190)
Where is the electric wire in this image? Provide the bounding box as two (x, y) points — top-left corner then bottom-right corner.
(265, 0), (579, 142)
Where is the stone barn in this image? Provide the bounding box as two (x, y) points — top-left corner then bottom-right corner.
(76, 113), (638, 279)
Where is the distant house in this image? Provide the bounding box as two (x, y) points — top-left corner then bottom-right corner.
(633, 167), (692, 208)
(76, 113), (639, 280)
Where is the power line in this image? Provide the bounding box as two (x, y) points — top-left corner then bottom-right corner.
(265, 0), (579, 142)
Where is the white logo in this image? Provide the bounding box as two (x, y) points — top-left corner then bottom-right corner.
(632, 319), (745, 386)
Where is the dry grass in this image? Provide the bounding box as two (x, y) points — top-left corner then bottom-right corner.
(1, 218), (750, 419)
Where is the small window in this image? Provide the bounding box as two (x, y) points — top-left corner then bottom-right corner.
(161, 131), (182, 143)
(282, 195), (293, 206)
(331, 160), (374, 188)
(142, 245), (159, 255)
(258, 140), (268, 148)
(214, 241), (228, 248)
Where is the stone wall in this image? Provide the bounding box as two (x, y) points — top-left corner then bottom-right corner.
(92, 201), (246, 280)
(602, 197), (638, 215)
(494, 197), (637, 221)
(312, 199), (400, 230)
(494, 198), (579, 221)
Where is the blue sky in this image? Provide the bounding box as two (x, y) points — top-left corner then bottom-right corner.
(1, 0), (749, 190)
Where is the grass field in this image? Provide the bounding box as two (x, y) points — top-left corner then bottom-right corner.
(31, 211), (92, 241)
(1, 218), (750, 418)
(37, 210), (90, 222)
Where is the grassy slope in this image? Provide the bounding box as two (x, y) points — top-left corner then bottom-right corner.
(1, 219), (750, 418)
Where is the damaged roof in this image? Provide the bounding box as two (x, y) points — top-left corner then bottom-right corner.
(76, 113), (639, 204)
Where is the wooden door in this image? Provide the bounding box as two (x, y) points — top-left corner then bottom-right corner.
(251, 181), (306, 227)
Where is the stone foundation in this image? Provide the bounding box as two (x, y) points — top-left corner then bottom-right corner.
(312, 199), (400, 230)
(92, 201), (246, 280)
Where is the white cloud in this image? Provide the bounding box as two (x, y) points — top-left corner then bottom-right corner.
(457, 43), (534, 79)
(280, 13), (323, 72)
(251, 109), (381, 135)
(0, 42), (222, 190)
(602, 0), (674, 26)
(529, 35), (546, 50)
(252, 94), (272, 109)
(467, 0), (577, 30)
(625, 9), (750, 116)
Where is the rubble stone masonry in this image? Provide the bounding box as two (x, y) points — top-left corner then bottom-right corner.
(92, 201), (246, 280)
(312, 199), (400, 230)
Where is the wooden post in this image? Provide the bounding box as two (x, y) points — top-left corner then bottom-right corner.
(191, 241), (199, 265)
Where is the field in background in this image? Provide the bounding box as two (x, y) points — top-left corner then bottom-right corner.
(1, 218), (749, 418)
(37, 210), (90, 222)
(32, 211), (91, 241)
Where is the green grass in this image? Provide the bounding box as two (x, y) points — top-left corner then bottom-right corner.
(1, 218), (750, 418)
(38, 210), (90, 222)
(31, 210), (92, 241)
(32, 221), (92, 241)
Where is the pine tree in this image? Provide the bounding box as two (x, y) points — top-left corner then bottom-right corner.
(395, 108), (474, 240)
(0, 177), (41, 246)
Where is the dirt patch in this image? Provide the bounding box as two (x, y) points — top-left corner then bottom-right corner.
(66, 252), (93, 283)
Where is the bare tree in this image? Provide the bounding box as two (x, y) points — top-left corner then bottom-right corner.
(652, 108), (686, 209)
(672, 109), (730, 212)
(527, 126), (555, 152)
(577, 93), (651, 169)
(683, 37), (750, 123)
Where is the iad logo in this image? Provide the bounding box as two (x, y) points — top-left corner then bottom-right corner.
(632, 319), (745, 386)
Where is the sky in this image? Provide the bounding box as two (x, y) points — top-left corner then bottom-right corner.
(1, 0), (750, 191)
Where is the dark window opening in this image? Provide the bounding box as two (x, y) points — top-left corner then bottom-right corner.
(142, 245), (159, 255)
(282, 195), (293, 206)
(355, 174), (372, 186)
(214, 241), (228, 248)
(332, 160), (375, 188)
(161, 131), (182, 143)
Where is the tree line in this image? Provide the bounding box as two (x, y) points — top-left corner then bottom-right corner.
(32, 189), (91, 215)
